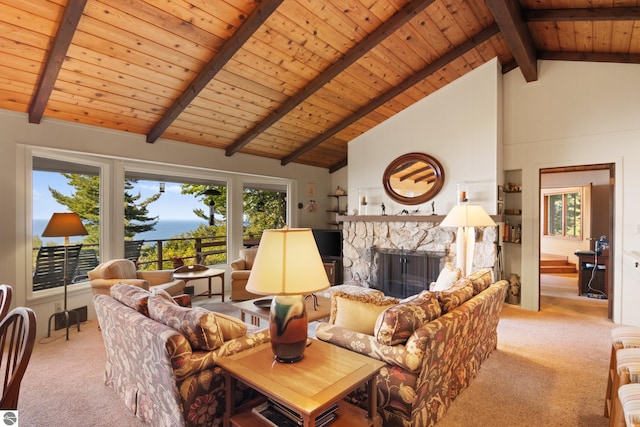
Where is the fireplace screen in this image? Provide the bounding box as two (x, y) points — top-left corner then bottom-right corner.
(371, 247), (446, 298)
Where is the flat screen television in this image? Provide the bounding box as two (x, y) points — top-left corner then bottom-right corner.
(312, 229), (343, 259)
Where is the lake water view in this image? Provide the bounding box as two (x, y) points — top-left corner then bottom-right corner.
(33, 219), (206, 245)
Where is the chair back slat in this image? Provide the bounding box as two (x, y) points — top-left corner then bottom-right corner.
(0, 285), (12, 321)
(33, 244), (82, 291)
(0, 307), (36, 410)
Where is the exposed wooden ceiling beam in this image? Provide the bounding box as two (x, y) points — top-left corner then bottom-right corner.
(329, 158), (348, 174)
(224, 0), (437, 157)
(28, 0), (88, 124)
(281, 24), (501, 166)
(146, 0), (284, 143)
(524, 7), (640, 22)
(485, 0), (537, 82)
(539, 51), (640, 64)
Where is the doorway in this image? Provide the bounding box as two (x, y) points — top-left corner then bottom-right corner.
(539, 163), (614, 319)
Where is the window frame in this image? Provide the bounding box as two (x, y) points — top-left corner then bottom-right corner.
(543, 187), (583, 239)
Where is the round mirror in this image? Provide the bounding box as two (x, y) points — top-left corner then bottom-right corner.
(382, 152), (445, 205)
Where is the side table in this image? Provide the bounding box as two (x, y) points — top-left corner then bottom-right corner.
(233, 295), (331, 326)
(173, 265), (225, 301)
(218, 339), (385, 427)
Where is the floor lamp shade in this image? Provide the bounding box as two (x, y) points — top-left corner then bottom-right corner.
(440, 205), (496, 276)
(246, 228), (330, 362)
(41, 212), (88, 340)
(41, 212), (88, 242)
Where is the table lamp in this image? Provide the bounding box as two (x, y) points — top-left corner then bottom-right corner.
(246, 227), (330, 363)
(42, 212), (88, 340)
(440, 205), (496, 276)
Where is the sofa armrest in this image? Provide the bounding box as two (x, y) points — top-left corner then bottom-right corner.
(174, 329), (270, 381)
(315, 322), (423, 373)
(230, 258), (246, 271)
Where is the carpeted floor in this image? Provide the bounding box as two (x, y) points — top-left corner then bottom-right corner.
(17, 276), (615, 426)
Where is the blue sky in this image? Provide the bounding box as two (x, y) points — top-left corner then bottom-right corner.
(33, 173), (204, 220)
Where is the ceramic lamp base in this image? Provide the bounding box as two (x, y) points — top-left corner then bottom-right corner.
(270, 295), (308, 363)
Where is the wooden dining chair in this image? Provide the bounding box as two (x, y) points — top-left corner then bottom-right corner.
(0, 285), (12, 321)
(0, 307), (37, 409)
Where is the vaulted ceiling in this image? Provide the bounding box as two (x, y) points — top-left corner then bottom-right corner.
(2, 1), (639, 172)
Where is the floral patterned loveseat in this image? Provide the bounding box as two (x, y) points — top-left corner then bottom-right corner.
(94, 283), (270, 426)
(315, 269), (508, 427)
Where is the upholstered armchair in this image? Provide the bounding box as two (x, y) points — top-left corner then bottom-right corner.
(89, 259), (186, 297)
(230, 248), (261, 300)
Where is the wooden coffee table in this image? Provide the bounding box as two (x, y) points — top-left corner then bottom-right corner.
(173, 266), (225, 300)
(233, 295), (331, 326)
(218, 339), (385, 427)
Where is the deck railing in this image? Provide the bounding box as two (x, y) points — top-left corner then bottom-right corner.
(32, 234), (259, 287)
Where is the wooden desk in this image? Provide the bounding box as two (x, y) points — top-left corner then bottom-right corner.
(233, 295), (330, 327)
(576, 251), (609, 297)
(218, 339), (385, 427)
(173, 266), (225, 300)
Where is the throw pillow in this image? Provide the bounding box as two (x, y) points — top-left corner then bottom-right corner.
(147, 295), (224, 351)
(467, 268), (494, 295)
(431, 263), (462, 292)
(435, 278), (474, 313)
(110, 283), (151, 316)
(330, 291), (399, 335)
(150, 287), (178, 305)
(214, 312), (247, 341)
(374, 290), (442, 345)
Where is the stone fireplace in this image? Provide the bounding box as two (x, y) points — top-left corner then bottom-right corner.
(338, 215), (498, 293)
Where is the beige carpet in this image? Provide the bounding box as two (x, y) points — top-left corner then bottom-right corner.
(17, 277), (616, 426)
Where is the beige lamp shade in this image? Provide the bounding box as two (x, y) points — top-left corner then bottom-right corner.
(42, 212), (88, 244)
(439, 204), (496, 228)
(246, 228), (330, 296)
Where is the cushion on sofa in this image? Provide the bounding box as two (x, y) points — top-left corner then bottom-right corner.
(374, 290), (442, 345)
(468, 268), (493, 295)
(110, 283), (151, 316)
(330, 291), (399, 335)
(431, 263), (462, 291)
(214, 312), (248, 340)
(435, 278), (474, 313)
(148, 295), (224, 351)
(150, 287), (179, 305)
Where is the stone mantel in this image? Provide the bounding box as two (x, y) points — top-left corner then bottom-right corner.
(337, 215), (503, 223)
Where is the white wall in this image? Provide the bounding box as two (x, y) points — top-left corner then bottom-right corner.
(503, 60), (640, 325)
(348, 59), (502, 217)
(0, 110), (333, 336)
(347, 58), (640, 326)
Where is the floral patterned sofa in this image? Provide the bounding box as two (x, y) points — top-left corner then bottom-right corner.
(94, 283), (270, 426)
(315, 269), (508, 427)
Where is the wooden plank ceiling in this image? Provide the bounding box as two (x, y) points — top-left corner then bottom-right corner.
(1, 0), (639, 172)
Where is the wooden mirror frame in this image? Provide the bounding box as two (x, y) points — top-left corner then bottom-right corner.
(382, 152), (445, 205)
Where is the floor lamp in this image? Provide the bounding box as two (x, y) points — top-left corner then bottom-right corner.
(440, 205), (496, 277)
(42, 212), (88, 340)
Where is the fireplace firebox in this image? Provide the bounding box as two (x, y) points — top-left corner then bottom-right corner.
(371, 247), (446, 299)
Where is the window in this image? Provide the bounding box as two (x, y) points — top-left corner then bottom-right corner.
(544, 189), (582, 238)
(124, 173), (228, 269)
(32, 156), (102, 291)
(243, 184), (288, 244)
